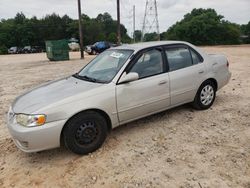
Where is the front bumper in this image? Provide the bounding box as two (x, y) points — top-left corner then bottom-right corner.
(85, 46), (92, 53)
(7, 118), (66, 153)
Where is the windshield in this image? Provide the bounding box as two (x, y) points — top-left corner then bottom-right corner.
(76, 49), (133, 83)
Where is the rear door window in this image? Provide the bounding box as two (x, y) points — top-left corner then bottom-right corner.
(165, 47), (193, 71)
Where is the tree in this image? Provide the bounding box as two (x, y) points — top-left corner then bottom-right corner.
(108, 32), (117, 43)
(163, 8), (241, 45)
(0, 45), (8, 54)
(14, 12), (26, 24)
(144, 32), (159, 42)
(134, 30), (142, 42)
(243, 21), (250, 43)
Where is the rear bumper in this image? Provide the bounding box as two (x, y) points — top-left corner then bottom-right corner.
(7, 119), (66, 153)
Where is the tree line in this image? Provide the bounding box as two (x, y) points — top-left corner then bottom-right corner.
(134, 9), (250, 45)
(0, 8), (249, 54)
(162, 8), (250, 45)
(0, 12), (130, 54)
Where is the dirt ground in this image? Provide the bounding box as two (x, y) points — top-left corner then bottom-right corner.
(0, 46), (249, 188)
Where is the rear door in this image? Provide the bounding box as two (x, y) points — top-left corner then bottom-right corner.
(116, 48), (170, 123)
(164, 45), (206, 105)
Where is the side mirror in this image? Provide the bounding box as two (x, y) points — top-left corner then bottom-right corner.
(118, 72), (139, 84)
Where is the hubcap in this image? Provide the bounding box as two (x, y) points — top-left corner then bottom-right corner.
(75, 121), (98, 145)
(200, 85), (214, 106)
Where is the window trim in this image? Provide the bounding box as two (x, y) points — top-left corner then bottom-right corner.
(116, 43), (204, 84)
(116, 47), (167, 84)
(189, 48), (203, 65)
(126, 47), (167, 73)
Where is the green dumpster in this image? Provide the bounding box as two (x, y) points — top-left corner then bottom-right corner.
(45, 39), (69, 61)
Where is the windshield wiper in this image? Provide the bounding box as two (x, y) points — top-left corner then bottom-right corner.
(73, 73), (101, 83)
(73, 73), (82, 80)
(80, 75), (97, 82)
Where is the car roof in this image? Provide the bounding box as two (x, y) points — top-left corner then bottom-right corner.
(112, 41), (190, 51)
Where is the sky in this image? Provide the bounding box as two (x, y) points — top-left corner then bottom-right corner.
(0, 0), (250, 36)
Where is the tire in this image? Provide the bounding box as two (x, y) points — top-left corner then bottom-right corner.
(63, 111), (108, 155)
(92, 50), (97, 55)
(192, 80), (216, 110)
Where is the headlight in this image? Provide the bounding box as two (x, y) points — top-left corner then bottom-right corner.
(15, 114), (46, 127)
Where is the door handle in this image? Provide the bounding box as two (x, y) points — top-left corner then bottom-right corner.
(212, 62), (218, 66)
(158, 80), (167, 85)
(198, 70), (204, 74)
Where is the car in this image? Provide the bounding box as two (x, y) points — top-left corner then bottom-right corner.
(21, 46), (33, 53)
(8, 47), (22, 54)
(85, 41), (115, 55)
(68, 42), (80, 51)
(32, 46), (43, 53)
(21, 46), (43, 53)
(7, 41), (231, 155)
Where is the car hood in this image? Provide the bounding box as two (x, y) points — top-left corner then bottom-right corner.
(12, 76), (102, 114)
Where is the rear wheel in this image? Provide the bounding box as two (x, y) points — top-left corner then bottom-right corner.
(192, 80), (216, 110)
(63, 111), (108, 155)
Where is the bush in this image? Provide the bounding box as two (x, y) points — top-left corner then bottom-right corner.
(0, 45), (8, 55)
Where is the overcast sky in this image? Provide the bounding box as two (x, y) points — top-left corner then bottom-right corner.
(0, 0), (249, 36)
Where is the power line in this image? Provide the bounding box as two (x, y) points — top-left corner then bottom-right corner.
(120, 0), (134, 39)
(108, 0), (135, 39)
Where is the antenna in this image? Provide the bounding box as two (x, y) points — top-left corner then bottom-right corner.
(141, 0), (160, 42)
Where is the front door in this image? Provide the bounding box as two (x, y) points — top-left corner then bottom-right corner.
(116, 48), (170, 123)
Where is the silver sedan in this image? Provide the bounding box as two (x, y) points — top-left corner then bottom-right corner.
(7, 41), (231, 154)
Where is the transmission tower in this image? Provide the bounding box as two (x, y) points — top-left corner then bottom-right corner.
(141, 0), (160, 41)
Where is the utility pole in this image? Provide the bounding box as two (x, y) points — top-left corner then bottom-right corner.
(117, 0), (121, 45)
(133, 5), (135, 43)
(78, 0), (84, 59)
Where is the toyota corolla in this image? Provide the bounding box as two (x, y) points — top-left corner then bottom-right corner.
(7, 41), (231, 154)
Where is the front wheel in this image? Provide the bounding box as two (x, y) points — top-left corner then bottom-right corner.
(63, 111), (108, 155)
(192, 80), (216, 110)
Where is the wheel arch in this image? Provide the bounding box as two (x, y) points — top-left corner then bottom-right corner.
(205, 78), (218, 91)
(193, 77), (218, 101)
(192, 77), (218, 110)
(60, 108), (112, 146)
